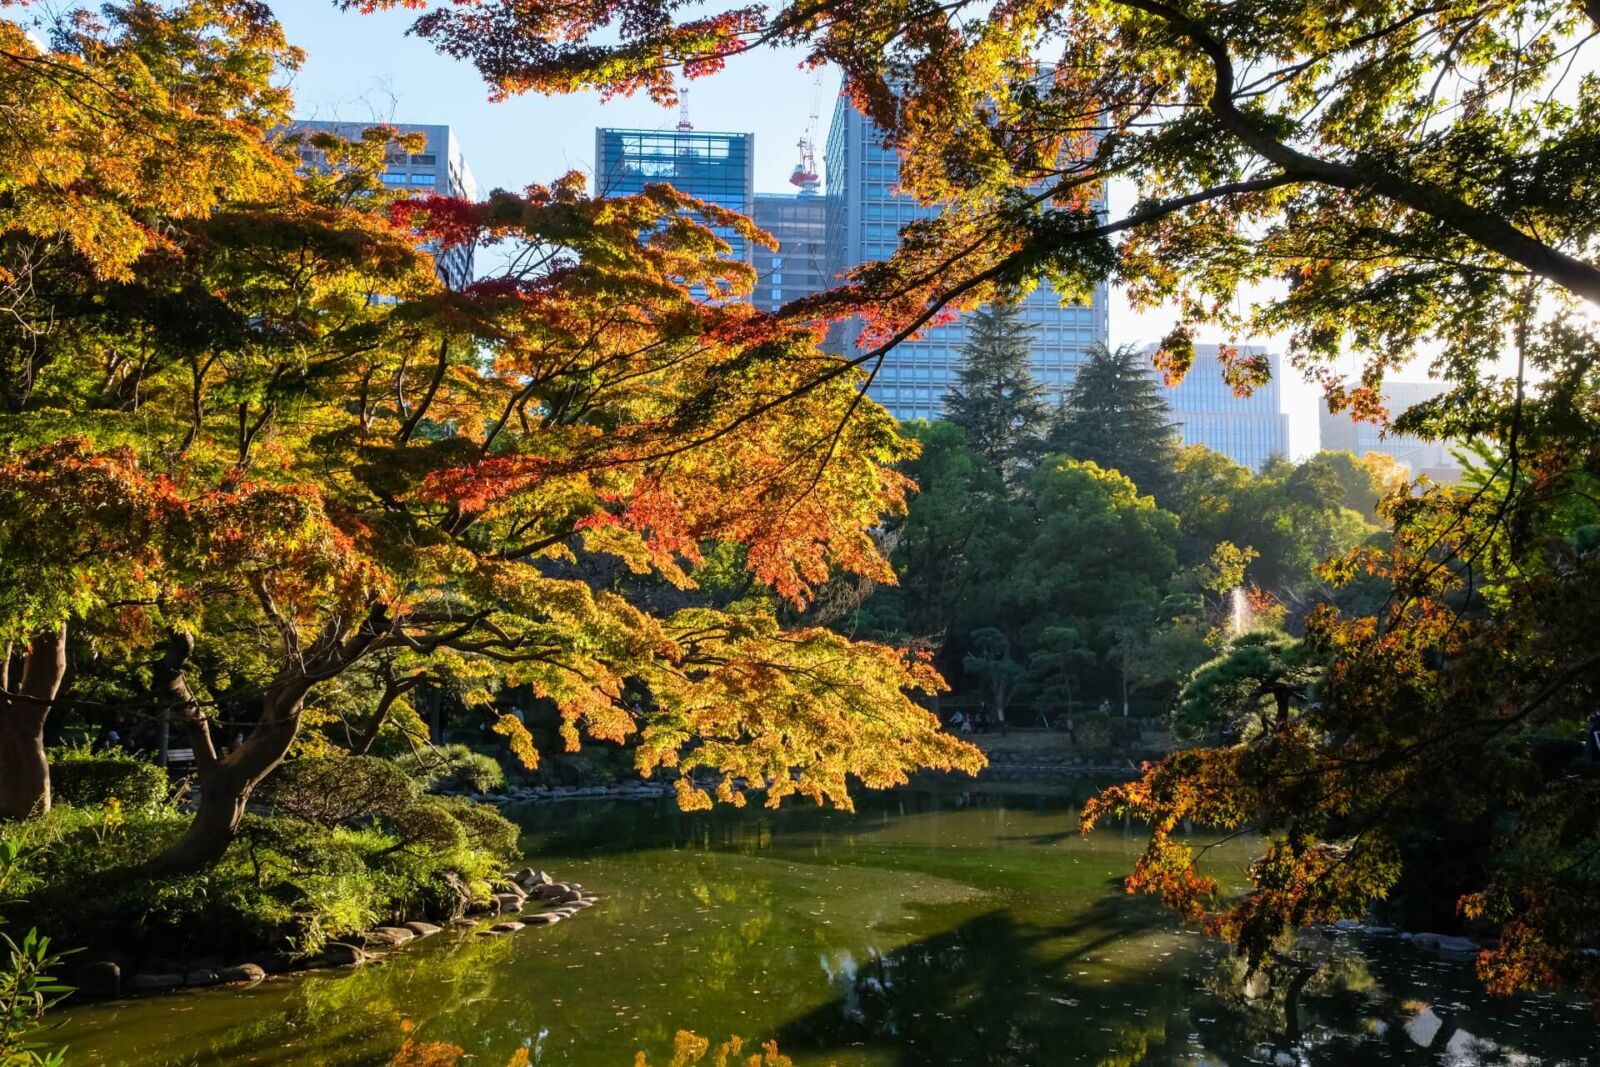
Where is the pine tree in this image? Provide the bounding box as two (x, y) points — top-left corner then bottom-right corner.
(941, 304), (1049, 484)
(1049, 343), (1181, 499)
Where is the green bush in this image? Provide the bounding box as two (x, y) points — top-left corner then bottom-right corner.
(434, 795), (520, 857)
(48, 748), (165, 811)
(388, 798), (468, 854)
(257, 755), (416, 826)
(393, 744), (505, 794)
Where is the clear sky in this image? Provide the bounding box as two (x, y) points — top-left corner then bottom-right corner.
(277, 0), (1352, 457)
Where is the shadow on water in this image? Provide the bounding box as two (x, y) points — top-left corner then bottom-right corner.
(769, 905), (1599, 1067)
(511, 781), (1104, 863)
(770, 901), (1196, 1067)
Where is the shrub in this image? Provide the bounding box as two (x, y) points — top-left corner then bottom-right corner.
(48, 748), (165, 811)
(433, 795), (520, 857)
(387, 798), (468, 854)
(393, 744), (505, 794)
(257, 755), (416, 826)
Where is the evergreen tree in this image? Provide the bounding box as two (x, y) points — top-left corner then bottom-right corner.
(941, 304), (1049, 483)
(1049, 343), (1181, 499)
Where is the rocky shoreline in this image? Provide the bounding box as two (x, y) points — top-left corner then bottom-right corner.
(71, 867), (597, 1002)
(976, 757), (1147, 779)
(456, 761), (1151, 807)
(462, 780), (676, 804)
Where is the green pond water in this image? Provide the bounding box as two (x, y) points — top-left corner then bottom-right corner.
(49, 783), (1597, 1065)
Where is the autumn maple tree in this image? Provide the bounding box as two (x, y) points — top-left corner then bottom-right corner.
(0, 1), (981, 867)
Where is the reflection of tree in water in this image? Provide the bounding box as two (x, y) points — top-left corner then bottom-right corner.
(1193, 936), (1589, 1066)
(514, 787), (1089, 863)
(771, 903), (1203, 1066)
(124, 934), (523, 1066)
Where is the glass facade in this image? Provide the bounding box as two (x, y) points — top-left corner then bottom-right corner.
(751, 193), (829, 312)
(290, 121), (478, 291)
(594, 129), (756, 264)
(1319, 380), (1462, 483)
(823, 94), (1110, 421)
(1155, 343), (1290, 471)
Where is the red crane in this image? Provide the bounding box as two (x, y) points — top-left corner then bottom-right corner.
(790, 70), (824, 193)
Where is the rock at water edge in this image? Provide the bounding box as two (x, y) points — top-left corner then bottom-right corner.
(76, 960), (121, 998)
(318, 943), (366, 967)
(218, 963), (267, 984)
(403, 921), (443, 938)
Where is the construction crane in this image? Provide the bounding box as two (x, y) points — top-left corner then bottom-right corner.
(676, 83), (693, 132)
(790, 70), (824, 194)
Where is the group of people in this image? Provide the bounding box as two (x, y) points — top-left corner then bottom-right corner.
(946, 709), (996, 734)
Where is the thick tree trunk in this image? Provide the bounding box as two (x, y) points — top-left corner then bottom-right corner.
(0, 625), (67, 820)
(146, 677), (310, 874)
(146, 602), (391, 873)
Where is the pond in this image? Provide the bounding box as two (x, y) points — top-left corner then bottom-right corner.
(48, 782), (1596, 1065)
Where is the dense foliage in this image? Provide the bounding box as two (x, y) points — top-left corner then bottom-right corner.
(852, 349), (1393, 726)
(0, 0), (981, 881)
(48, 747), (167, 812)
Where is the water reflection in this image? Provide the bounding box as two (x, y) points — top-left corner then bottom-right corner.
(47, 785), (1596, 1066)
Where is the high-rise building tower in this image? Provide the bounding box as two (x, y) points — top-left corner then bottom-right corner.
(594, 127), (756, 264)
(751, 193), (829, 313)
(290, 120), (478, 291)
(1149, 342), (1290, 471)
(1319, 380), (1463, 483)
(823, 94), (1110, 421)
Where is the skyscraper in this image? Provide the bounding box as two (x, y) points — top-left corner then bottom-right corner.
(1152, 343), (1290, 471)
(1319, 380), (1463, 483)
(289, 120), (478, 291)
(594, 128), (756, 264)
(751, 192), (829, 312)
(823, 94), (1110, 421)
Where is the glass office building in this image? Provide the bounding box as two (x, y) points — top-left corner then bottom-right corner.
(594, 128), (756, 264)
(823, 94), (1110, 421)
(290, 121), (478, 291)
(1319, 380), (1462, 483)
(1153, 343), (1290, 471)
(751, 192), (829, 312)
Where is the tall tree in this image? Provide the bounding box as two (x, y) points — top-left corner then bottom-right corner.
(1049, 342), (1181, 498)
(1001, 458), (1180, 695)
(941, 304), (1049, 483)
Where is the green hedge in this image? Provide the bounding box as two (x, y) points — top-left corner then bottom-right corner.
(50, 750), (166, 810)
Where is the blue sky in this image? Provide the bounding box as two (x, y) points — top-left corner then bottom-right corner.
(278, 1), (1333, 454)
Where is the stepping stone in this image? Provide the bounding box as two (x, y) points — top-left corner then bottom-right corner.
(365, 926), (416, 947)
(217, 963), (267, 984)
(403, 921), (443, 938)
(491, 921), (525, 933)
